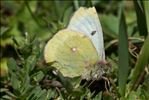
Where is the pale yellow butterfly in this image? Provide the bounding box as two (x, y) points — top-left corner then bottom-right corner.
(44, 7), (105, 80)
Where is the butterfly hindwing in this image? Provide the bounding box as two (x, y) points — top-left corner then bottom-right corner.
(44, 29), (99, 77)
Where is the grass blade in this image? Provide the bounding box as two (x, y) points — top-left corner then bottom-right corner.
(130, 35), (149, 90)
(130, 0), (149, 91)
(143, 1), (149, 33)
(134, 1), (148, 37)
(118, 4), (129, 96)
(73, 0), (79, 10)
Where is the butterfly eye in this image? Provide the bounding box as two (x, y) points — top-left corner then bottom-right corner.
(91, 31), (96, 36)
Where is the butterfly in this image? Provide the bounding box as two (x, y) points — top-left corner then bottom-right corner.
(44, 7), (106, 80)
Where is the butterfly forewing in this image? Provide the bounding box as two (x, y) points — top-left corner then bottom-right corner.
(67, 7), (105, 60)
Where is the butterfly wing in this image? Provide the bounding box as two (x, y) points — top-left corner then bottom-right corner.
(44, 29), (99, 78)
(67, 7), (105, 60)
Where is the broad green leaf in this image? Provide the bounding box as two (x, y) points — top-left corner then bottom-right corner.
(100, 14), (119, 38)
